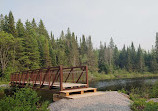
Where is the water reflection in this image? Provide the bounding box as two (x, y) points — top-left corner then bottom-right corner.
(90, 77), (158, 91)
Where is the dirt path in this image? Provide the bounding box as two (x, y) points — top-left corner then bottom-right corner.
(48, 91), (132, 111)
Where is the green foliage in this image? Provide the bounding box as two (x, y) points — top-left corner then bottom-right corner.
(1, 11), (158, 79)
(0, 87), (49, 111)
(120, 82), (158, 111)
(131, 98), (158, 111)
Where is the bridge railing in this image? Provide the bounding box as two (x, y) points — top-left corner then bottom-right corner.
(10, 66), (89, 91)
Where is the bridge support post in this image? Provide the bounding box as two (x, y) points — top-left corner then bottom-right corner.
(60, 65), (63, 91)
(86, 66), (89, 87)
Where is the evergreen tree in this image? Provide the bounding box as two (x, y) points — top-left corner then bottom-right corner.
(126, 47), (132, 72)
(113, 45), (119, 69)
(50, 32), (56, 66)
(16, 19), (25, 38)
(8, 11), (17, 37)
(155, 32), (158, 62)
(0, 14), (4, 31)
(136, 45), (145, 72)
(130, 42), (136, 71)
(87, 36), (97, 71)
(3, 15), (9, 32)
(98, 42), (105, 73)
(119, 45), (127, 69)
(21, 20), (40, 70)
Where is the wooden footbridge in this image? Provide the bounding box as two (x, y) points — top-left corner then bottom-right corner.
(10, 66), (102, 101)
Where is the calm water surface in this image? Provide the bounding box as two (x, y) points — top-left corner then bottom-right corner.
(90, 77), (158, 91)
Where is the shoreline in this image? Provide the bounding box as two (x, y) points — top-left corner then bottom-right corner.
(89, 73), (158, 81)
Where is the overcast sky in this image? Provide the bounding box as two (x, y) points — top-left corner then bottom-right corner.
(1, 0), (158, 50)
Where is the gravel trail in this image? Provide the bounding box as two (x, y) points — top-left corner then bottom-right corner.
(48, 91), (132, 111)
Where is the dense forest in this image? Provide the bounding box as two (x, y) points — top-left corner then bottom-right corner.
(0, 11), (158, 79)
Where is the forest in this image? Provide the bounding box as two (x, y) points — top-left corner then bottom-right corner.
(0, 11), (158, 79)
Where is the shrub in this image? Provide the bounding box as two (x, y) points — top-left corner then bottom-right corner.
(0, 87), (49, 111)
(131, 98), (158, 111)
(131, 98), (146, 111)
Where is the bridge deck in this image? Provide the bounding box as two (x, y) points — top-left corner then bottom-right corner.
(13, 81), (87, 89)
(10, 66), (89, 91)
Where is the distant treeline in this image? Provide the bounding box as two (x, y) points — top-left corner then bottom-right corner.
(0, 11), (158, 78)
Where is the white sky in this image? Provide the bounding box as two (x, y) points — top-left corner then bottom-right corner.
(1, 0), (158, 50)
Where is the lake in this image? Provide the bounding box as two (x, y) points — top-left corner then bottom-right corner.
(90, 77), (158, 91)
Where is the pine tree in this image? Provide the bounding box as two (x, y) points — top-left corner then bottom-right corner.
(119, 45), (127, 69)
(98, 42), (105, 73)
(8, 11), (17, 37)
(155, 32), (158, 62)
(137, 45), (145, 72)
(79, 35), (87, 65)
(0, 14), (4, 31)
(44, 38), (51, 67)
(70, 33), (79, 66)
(50, 32), (56, 66)
(150, 46), (158, 73)
(108, 37), (115, 73)
(3, 15), (9, 32)
(130, 42), (136, 71)
(126, 47), (132, 72)
(113, 45), (119, 69)
(16, 19), (25, 38)
(87, 36), (97, 71)
(22, 20), (40, 70)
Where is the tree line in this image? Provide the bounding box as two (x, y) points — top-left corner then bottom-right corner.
(0, 11), (158, 78)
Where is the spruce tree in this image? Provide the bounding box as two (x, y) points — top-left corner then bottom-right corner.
(126, 47), (132, 72)
(0, 14), (4, 31)
(8, 11), (17, 37)
(137, 45), (145, 72)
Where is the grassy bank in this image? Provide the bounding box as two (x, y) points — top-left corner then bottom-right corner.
(119, 81), (158, 111)
(0, 79), (9, 85)
(89, 71), (158, 81)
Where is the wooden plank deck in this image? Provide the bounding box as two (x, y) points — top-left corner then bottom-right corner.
(60, 88), (97, 96)
(65, 91), (105, 99)
(13, 81), (87, 89)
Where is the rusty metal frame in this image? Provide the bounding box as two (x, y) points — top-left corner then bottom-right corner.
(10, 65), (89, 91)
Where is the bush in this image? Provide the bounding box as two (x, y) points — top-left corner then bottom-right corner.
(131, 98), (146, 111)
(131, 98), (158, 111)
(0, 87), (49, 111)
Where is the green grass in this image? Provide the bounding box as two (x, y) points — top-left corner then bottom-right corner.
(0, 79), (9, 85)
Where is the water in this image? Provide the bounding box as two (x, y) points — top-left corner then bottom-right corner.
(1, 77), (158, 101)
(90, 77), (158, 91)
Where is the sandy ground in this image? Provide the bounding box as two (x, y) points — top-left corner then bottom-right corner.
(48, 91), (132, 111)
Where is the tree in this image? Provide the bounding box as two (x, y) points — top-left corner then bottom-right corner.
(0, 31), (16, 76)
(49, 32), (57, 66)
(21, 20), (40, 70)
(79, 35), (87, 65)
(69, 33), (79, 66)
(3, 15), (9, 32)
(44, 38), (51, 67)
(113, 45), (119, 69)
(16, 19), (25, 38)
(119, 45), (126, 69)
(130, 42), (136, 71)
(0, 14), (4, 31)
(86, 36), (97, 71)
(137, 45), (145, 72)
(155, 32), (158, 62)
(126, 47), (132, 72)
(8, 11), (17, 37)
(98, 42), (105, 73)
